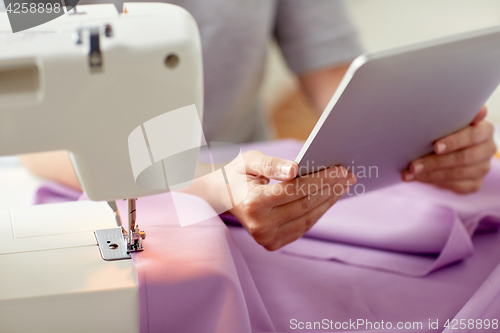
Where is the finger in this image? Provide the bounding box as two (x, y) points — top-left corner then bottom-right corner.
(409, 140), (496, 173)
(269, 193), (344, 250)
(269, 179), (355, 222)
(433, 179), (483, 195)
(471, 106), (488, 125)
(242, 150), (298, 181)
(263, 167), (355, 206)
(433, 121), (494, 155)
(405, 161), (490, 183)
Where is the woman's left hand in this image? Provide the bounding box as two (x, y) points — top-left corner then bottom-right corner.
(402, 106), (497, 194)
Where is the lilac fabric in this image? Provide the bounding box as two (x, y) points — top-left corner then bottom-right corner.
(115, 193), (275, 333)
(32, 181), (83, 205)
(32, 139), (500, 332)
(226, 140), (500, 331)
(442, 262), (500, 332)
(229, 225), (500, 332)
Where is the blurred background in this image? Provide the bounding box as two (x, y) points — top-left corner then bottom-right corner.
(1, 0), (500, 209)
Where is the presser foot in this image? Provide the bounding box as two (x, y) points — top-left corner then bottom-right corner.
(95, 198), (146, 261)
(126, 225), (146, 253)
(125, 198), (146, 253)
(95, 225), (146, 260)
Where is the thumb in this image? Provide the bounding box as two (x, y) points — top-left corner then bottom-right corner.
(243, 150), (298, 181)
(471, 106), (488, 125)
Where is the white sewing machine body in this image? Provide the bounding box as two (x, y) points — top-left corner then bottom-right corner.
(0, 201), (139, 333)
(0, 3), (203, 332)
(0, 2), (203, 202)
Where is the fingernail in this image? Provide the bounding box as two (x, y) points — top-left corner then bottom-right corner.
(436, 143), (447, 154)
(412, 163), (424, 174)
(404, 173), (414, 182)
(281, 163), (294, 176)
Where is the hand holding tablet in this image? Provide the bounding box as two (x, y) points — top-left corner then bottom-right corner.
(296, 26), (500, 194)
(403, 106), (496, 194)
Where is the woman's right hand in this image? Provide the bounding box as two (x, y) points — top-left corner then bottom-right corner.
(225, 151), (356, 251)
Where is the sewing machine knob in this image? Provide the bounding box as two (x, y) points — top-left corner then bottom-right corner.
(164, 54), (179, 68)
(140, 231), (146, 239)
(104, 24), (113, 38)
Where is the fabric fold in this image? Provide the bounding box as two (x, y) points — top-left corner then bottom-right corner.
(280, 192), (492, 277)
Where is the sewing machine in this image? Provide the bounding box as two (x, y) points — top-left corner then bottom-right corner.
(0, 3), (203, 332)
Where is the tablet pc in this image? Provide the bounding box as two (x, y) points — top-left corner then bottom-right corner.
(296, 26), (500, 194)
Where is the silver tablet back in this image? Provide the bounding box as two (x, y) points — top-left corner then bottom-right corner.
(296, 26), (500, 194)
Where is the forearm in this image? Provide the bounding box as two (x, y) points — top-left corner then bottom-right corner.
(19, 151), (81, 190)
(298, 63), (350, 113)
